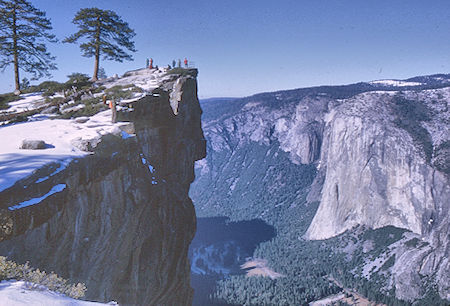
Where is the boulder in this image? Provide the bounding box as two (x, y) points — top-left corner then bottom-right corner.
(71, 136), (101, 152)
(19, 139), (47, 150)
(74, 117), (89, 124)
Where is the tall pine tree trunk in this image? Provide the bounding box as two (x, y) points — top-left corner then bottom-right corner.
(93, 47), (99, 81)
(12, 4), (20, 94)
(92, 16), (101, 81)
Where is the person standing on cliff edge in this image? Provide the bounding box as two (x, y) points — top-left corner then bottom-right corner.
(184, 57), (188, 68)
(109, 99), (117, 123)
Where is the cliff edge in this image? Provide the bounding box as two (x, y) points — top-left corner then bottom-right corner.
(0, 68), (205, 305)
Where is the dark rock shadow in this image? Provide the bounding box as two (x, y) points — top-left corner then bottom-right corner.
(189, 217), (276, 306)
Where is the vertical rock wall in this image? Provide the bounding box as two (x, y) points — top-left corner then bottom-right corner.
(304, 90), (450, 300)
(0, 74), (205, 305)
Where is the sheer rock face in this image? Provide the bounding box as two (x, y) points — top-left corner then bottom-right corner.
(0, 74), (205, 305)
(305, 90), (450, 240)
(304, 89), (449, 301)
(194, 85), (449, 301)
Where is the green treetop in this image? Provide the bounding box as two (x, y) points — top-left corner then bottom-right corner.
(0, 0), (57, 94)
(64, 8), (136, 81)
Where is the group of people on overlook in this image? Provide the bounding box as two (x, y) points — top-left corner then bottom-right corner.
(103, 57), (191, 123)
(146, 58), (189, 69)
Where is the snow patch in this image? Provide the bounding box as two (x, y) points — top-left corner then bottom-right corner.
(369, 80), (423, 87)
(1, 93), (45, 114)
(0, 280), (115, 305)
(98, 67), (168, 93)
(9, 184), (66, 210)
(0, 110), (132, 192)
(140, 153), (157, 182)
(35, 159), (72, 183)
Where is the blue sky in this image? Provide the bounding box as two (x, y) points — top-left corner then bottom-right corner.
(1, 0), (450, 98)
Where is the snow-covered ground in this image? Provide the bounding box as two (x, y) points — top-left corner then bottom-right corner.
(0, 92), (47, 115)
(369, 79), (424, 87)
(0, 68), (170, 118)
(0, 281), (116, 306)
(0, 67), (179, 194)
(0, 110), (134, 193)
(97, 67), (172, 92)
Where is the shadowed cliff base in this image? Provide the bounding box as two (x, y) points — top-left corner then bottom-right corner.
(190, 217), (276, 306)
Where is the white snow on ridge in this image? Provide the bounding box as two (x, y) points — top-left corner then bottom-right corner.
(35, 159), (72, 183)
(9, 184), (66, 210)
(1, 92), (45, 114)
(369, 80), (423, 87)
(98, 67), (170, 92)
(0, 110), (132, 192)
(0, 280), (115, 305)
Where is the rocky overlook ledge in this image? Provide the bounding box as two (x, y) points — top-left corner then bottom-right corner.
(0, 68), (205, 305)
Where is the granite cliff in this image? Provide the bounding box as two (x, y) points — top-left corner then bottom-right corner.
(191, 76), (449, 304)
(0, 68), (205, 305)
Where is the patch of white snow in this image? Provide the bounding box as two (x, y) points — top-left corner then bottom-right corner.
(9, 184), (66, 210)
(0, 110), (132, 192)
(0, 280), (115, 305)
(369, 80), (423, 87)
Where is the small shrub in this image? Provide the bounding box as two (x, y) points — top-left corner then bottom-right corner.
(0, 93), (22, 110)
(36, 81), (66, 97)
(20, 78), (30, 90)
(97, 67), (107, 79)
(65, 73), (92, 92)
(8, 115), (28, 124)
(21, 85), (41, 94)
(104, 84), (141, 100)
(0, 256), (86, 299)
(45, 96), (65, 106)
(66, 73), (90, 84)
(58, 97), (107, 119)
(92, 85), (106, 94)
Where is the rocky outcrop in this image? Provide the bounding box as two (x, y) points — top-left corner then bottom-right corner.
(0, 71), (205, 305)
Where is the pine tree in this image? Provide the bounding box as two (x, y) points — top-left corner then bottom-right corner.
(64, 8), (136, 81)
(0, 0), (57, 94)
